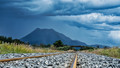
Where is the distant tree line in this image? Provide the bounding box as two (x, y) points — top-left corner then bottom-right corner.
(32, 44), (51, 48)
(53, 40), (74, 51)
(0, 36), (25, 44)
(32, 40), (65, 48)
(0, 35), (101, 51)
(31, 40), (74, 51)
(31, 40), (97, 51)
(79, 46), (94, 50)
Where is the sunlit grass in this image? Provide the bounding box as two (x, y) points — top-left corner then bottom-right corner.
(98, 48), (120, 58)
(83, 47), (120, 58)
(0, 43), (61, 54)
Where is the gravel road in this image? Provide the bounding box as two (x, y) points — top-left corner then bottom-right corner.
(0, 53), (75, 68)
(0, 52), (120, 68)
(77, 52), (120, 68)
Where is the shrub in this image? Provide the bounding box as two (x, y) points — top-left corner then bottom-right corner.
(57, 46), (72, 51)
(0, 41), (2, 44)
(53, 40), (64, 47)
(80, 46), (94, 50)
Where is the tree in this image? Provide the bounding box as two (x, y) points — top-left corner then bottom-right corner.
(57, 46), (73, 51)
(0, 36), (25, 44)
(13, 39), (24, 44)
(0, 41), (2, 44)
(40, 44), (45, 48)
(104, 46), (108, 49)
(47, 44), (51, 47)
(97, 45), (100, 48)
(7, 37), (12, 43)
(0, 36), (6, 42)
(53, 40), (64, 47)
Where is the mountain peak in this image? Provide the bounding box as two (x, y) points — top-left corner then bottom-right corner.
(34, 28), (55, 31)
(34, 28), (41, 31)
(21, 28), (87, 46)
(36, 28), (40, 30)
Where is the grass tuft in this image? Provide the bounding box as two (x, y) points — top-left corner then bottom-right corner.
(83, 47), (120, 58)
(0, 43), (61, 54)
(98, 48), (120, 58)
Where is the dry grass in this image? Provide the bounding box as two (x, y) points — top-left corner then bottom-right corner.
(0, 43), (62, 54)
(33, 48), (62, 53)
(82, 48), (120, 58)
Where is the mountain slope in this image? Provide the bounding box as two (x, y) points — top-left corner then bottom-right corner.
(21, 28), (87, 46)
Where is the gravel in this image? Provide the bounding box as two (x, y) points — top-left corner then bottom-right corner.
(0, 53), (75, 68)
(0, 53), (60, 60)
(77, 52), (120, 68)
(1, 52), (120, 68)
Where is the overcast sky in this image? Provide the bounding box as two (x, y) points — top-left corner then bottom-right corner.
(0, 0), (120, 46)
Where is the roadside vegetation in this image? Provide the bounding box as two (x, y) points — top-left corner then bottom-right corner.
(82, 47), (120, 59)
(0, 43), (62, 54)
(0, 36), (72, 54)
(0, 36), (25, 44)
(0, 36), (95, 54)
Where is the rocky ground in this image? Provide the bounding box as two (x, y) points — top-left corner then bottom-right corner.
(0, 53), (75, 68)
(0, 53), (60, 60)
(77, 52), (120, 68)
(0, 52), (120, 68)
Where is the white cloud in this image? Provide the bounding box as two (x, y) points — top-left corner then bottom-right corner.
(78, 0), (120, 8)
(54, 13), (120, 23)
(60, 0), (120, 8)
(61, 0), (73, 2)
(51, 13), (120, 31)
(109, 31), (120, 40)
(96, 23), (120, 30)
(78, 13), (120, 23)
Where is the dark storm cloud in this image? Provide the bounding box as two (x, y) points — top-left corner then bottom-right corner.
(1, 0), (120, 16)
(107, 22), (120, 25)
(65, 21), (120, 31)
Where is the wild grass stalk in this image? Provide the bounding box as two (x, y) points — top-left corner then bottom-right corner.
(86, 47), (120, 58)
(0, 43), (61, 54)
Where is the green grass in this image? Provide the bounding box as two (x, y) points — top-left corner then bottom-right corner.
(85, 47), (120, 58)
(98, 48), (120, 58)
(0, 43), (62, 54)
